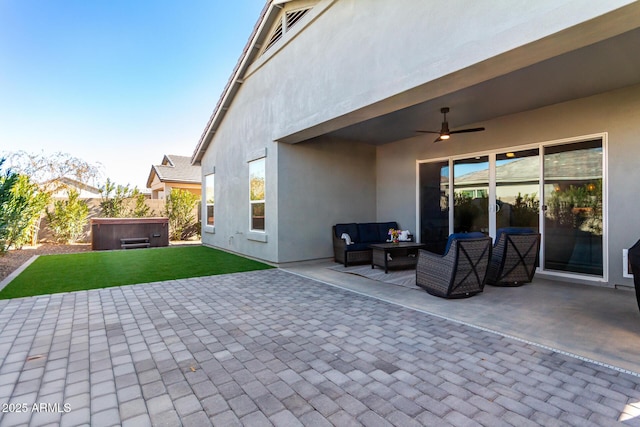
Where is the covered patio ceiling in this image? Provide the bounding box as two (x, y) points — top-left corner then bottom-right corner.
(324, 26), (640, 146)
(275, 5), (640, 147)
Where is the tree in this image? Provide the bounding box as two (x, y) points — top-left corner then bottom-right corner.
(3, 150), (102, 193)
(165, 189), (200, 241)
(46, 189), (89, 243)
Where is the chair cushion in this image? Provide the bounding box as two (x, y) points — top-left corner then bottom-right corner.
(376, 222), (398, 241)
(495, 227), (534, 244)
(357, 223), (380, 243)
(335, 223), (359, 241)
(444, 232), (485, 254)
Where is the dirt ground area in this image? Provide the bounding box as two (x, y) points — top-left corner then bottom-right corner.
(0, 243), (91, 282)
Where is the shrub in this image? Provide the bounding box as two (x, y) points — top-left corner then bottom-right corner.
(131, 189), (154, 218)
(99, 179), (155, 218)
(0, 159), (19, 254)
(165, 189), (199, 240)
(0, 174), (49, 251)
(99, 178), (132, 218)
(46, 189), (89, 243)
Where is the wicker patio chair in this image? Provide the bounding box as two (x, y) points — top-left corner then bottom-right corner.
(486, 228), (541, 286)
(628, 238), (640, 312)
(416, 233), (492, 298)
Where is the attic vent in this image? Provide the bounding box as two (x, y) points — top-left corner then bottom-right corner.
(285, 8), (309, 29)
(263, 7), (311, 54)
(264, 22), (283, 52)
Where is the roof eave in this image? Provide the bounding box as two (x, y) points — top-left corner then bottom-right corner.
(146, 165), (159, 189)
(191, 1), (279, 165)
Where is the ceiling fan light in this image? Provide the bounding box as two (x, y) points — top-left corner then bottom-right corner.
(440, 134), (450, 140)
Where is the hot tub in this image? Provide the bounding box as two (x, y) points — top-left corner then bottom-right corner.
(91, 217), (169, 250)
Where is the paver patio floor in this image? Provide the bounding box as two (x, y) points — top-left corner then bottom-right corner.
(0, 269), (639, 426)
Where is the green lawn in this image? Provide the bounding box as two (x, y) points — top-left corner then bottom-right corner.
(0, 246), (273, 300)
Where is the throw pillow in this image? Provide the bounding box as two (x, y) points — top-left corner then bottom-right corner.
(341, 233), (353, 245)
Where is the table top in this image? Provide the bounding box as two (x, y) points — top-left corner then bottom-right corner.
(369, 242), (425, 250)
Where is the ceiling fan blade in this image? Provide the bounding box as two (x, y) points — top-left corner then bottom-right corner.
(433, 136), (443, 143)
(416, 130), (440, 134)
(450, 127), (485, 134)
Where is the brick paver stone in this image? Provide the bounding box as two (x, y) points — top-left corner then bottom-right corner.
(0, 269), (639, 426)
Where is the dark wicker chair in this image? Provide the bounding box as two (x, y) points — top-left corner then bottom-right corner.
(628, 239), (640, 312)
(416, 234), (492, 298)
(486, 228), (541, 287)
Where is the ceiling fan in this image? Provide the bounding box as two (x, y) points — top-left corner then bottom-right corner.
(417, 107), (485, 142)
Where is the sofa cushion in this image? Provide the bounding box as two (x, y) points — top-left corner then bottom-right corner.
(495, 227), (534, 244)
(345, 242), (373, 252)
(335, 223), (359, 241)
(357, 223), (380, 243)
(376, 221), (398, 242)
(444, 232), (486, 254)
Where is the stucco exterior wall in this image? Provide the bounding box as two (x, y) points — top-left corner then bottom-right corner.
(376, 83), (640, 286)
(199, 81), (280, 263)
(248, 0), (636, 142)
(277, 137), (376, 263)
(199, 0), (638, 271)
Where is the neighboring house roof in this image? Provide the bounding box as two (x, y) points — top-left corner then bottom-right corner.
(192, 0), (318, 164)
(43, 177), (102, 199)
(146, 155), (202, 188)
(454, 146), (603, 186)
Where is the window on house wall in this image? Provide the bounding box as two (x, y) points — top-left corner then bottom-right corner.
(205, 174), (214, 226)
(249, 158), (265, 231)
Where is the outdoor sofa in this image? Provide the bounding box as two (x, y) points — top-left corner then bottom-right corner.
(333, 221), (400, 267)
(416, 232), (492, 298)
(486, 227), (541, 286)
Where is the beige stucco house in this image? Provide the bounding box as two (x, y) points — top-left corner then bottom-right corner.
(147, 155), (201, 200)
(192, 0), (640, 288)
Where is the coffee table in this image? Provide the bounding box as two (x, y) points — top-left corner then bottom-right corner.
(370, 242), (426, 273)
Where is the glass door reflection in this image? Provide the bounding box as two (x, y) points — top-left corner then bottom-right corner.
(419, 161), (450, 254)
(496, 149), (540, 231)
(453, 156), (489, 233)
(543, 140), (603, 276)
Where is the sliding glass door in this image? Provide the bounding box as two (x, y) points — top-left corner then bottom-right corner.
(453, 156), (489, 233)
(495, 148), (540, 231)
(542, 140), (603, 276)
(419, 138), (604, 278)
(418, 161), (449, 254)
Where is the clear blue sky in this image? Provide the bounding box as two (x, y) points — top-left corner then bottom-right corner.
(0, 0), (266, 189)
